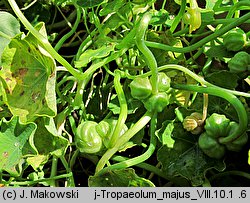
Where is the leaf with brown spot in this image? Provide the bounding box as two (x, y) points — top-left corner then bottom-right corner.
(0, 116), (37, 176)
(0, 23), (56, 122)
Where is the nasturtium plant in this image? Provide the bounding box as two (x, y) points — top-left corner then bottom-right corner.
(0, 0), (249, 187)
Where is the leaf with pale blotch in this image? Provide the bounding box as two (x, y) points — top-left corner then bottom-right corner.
(0, 117), (37, 176)
(0, 24), (56, 123)
(26, 155), (49, 171)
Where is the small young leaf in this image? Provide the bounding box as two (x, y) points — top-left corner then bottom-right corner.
(201, 11), (215, 23)
(155, 120), (175, 148)
(99, 0), (125, 16)
(75, 44), (116, 68)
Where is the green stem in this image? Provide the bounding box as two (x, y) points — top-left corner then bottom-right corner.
(49, 156), (58, 187)
(232, 0), (240, 18)
(126, 64), (250, 98)
(141, 64), (208, 85)
(70, 149), (80, 169)
(116, 25), (137, 50)
(112, 156), (169, 180)
(73, 79), (87, 109)
(186, 47), (204, 64)
(95, 111), (153, 173)
(227, 1), (250, 19)
(108, 71), (128, 148)
(170, 0), (186, 33)
(98, 112), (157, 175)
(73, 49), (127, 108)
(7, 0), (82, 79)
(145, 12), (250, 53)
(47, 10), (77, 30)
(69, 114), (77, 135)
(171, 84), (248, 143)
(8, 173), (73, 186)
(54, 6), (82, 51)
(210, 171), (250, 182)
(75, 34), (94, 60)
(60, 156), (75, 187)
(136, 12), (158, 94)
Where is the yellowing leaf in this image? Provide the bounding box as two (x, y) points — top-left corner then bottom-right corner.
(0, 26), (56, 123)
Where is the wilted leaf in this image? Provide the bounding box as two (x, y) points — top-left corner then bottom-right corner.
(88, 168), (155, 186)
(0, 117), (37, 176)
